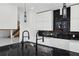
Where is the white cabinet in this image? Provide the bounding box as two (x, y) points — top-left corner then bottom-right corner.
(36, 11), (53, 30)
(0, 4), (17, 29)
(70, 5), (79, 31)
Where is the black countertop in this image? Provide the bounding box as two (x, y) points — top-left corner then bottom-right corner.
(0, 41), (79, 56)
(38, 30), (79, 40)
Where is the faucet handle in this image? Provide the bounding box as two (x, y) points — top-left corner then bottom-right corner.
(42, 36), (44, 42)
(28, 35), (30, 39)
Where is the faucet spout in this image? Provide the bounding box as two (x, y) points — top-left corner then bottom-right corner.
(22, 30), (30, 43)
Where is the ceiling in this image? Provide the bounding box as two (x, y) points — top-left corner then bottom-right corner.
(11, 3), (76, 12)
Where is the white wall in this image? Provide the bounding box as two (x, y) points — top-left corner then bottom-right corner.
(19, 8), (37, 42)
(18, 4), (32, 41)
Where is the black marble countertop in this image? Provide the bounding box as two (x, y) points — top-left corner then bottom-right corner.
(38, 30), (79, 40)
(0, 42), (36, 56)
(0, 41), (79, 56)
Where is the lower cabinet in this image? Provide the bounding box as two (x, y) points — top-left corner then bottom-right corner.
(70, 52), (79, 56)
(53, 48), (70, 56)
(37, 45), (70, 56)
(37, 45), (53, 56)
(37, 44), (79, 56)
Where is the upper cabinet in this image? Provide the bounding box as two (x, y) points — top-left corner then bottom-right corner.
(70, 5), (79, 32)
(0, 4), (17, 29)
(36, 11), (53, 30)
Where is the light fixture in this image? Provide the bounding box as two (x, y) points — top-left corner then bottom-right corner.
(62, 3), (67, 19)
(24, 3), (27, 23)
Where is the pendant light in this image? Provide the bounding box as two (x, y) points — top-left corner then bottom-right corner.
(62, 3), (67, 19)
(24, 3), (27, 22)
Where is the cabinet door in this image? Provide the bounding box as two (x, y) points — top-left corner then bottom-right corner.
(37, 11), (53, 30)
(53, 48), (70, 56)
(70, 5), (79, 31)
(0, 4), (17, 29)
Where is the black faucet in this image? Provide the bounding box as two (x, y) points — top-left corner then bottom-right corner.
(21, 30), (30, 56)
(36, 31), (44, 56)
(22, 30), (30, 43)
(36, 31), (44, 42)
